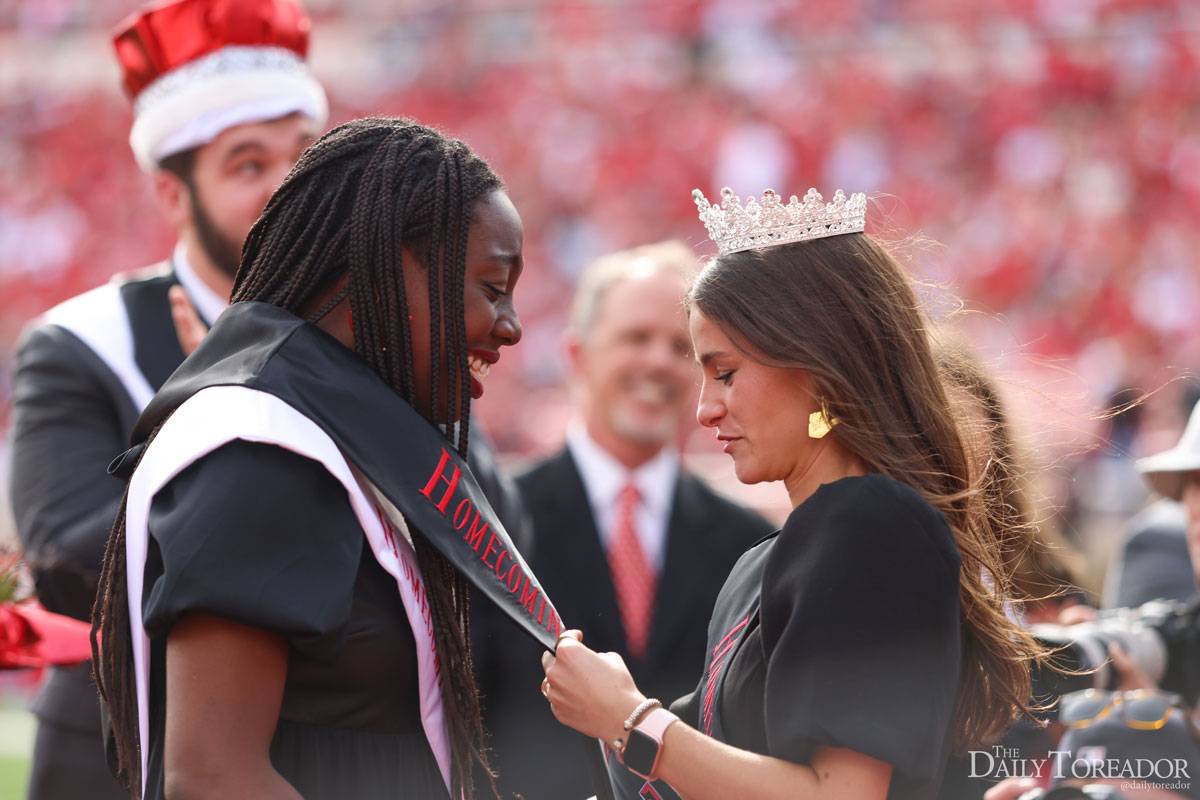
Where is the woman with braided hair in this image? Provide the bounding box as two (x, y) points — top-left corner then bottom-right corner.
(91, 117), (527, 799)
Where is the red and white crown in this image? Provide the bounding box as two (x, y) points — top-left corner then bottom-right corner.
(113, 0), (328, 171)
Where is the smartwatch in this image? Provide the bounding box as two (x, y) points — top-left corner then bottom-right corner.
(619, 707), (679, 780)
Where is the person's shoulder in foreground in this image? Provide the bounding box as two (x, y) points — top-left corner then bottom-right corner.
(781, 472), (962, 567)
(755, 473), (963, 795)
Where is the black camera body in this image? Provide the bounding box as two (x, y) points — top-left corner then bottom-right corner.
(1030, 598), (1200, 707)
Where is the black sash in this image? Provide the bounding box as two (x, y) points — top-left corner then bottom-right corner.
(115, 301), (563, 651)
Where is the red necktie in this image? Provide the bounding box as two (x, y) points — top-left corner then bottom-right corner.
(608, 482), (656, 660)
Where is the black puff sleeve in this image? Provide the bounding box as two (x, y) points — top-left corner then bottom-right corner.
(142, 440), (364, 659)
(759, 474), (963, 783)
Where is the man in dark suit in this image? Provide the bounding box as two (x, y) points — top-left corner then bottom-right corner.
(6, 2), (326, 796)
(479, 241), (772, 799)
(1105, 390), (1200, 609)
(1104, 498), (1196, 608)
(1111, 395), (1200, 608)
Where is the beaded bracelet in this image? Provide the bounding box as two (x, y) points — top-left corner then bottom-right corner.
(612, 698), (662, 751)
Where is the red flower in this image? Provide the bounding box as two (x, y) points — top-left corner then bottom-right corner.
(0, 601), (92, 670)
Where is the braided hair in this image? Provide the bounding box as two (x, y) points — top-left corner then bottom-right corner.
(92, 117), (504, 798)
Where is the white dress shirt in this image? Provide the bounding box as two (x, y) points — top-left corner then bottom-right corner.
(173, 242), (229, 326)
(565, 423), (679, 573)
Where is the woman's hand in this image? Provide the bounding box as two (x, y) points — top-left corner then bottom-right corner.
(541, 629), (647, 744)
(540, 633), (891, 800)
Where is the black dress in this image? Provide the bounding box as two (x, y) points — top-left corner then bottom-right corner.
(668, 474), (963, 800)
(140, 440), (448, 799)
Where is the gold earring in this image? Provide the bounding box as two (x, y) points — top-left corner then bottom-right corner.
(808, 403), (838, 439)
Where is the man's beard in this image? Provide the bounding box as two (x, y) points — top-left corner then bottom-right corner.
(187, 182), (243, 279)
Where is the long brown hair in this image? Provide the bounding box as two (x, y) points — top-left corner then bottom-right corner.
(93, 118), (501, 798)
(936, 338), (1087, 614)
(688, 232), (1045, 753)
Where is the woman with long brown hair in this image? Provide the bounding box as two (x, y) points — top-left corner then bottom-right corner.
(541, 188), (1044, 799)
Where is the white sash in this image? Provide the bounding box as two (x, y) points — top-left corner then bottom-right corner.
(124, 385), (451, 795)
(42, 281), (156, 412)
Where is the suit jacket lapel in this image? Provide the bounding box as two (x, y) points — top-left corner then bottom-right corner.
(119, 267), (186, 392)
(541, 449), (627, 653)
(644, 474), (715, 669)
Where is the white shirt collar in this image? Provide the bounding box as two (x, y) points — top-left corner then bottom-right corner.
(172, 242), (229, 326)
(566, 422), (678, 516)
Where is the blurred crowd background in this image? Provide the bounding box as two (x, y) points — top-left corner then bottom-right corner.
(2, 0), (1200, 590)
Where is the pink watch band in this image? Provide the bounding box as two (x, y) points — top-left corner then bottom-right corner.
(633, 707), (679, 780)
(636, 707), (679, 742)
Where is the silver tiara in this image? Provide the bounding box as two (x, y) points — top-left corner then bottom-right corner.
(692, 187), (868, 256)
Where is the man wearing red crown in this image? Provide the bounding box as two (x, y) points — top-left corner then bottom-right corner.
(7, 1), (327, 796)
